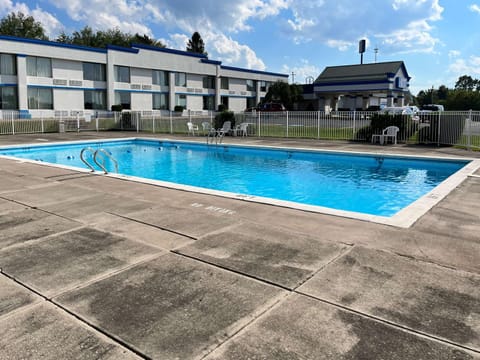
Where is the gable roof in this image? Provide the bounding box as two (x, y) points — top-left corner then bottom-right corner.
(314, 61), (409, 84)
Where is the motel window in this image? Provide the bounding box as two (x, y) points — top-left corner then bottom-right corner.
(0, 86), (18, 109)
(202, 76), (215, 89)
(27, 87), (53, 109)
(26, 56), (51, 77)
(246, 97), (256, 109)
(175, 94), (187, 108)
(260, 81), (269, 92)
(153, 70), (169, 86)
(153, 93), (169, 110)
(83, 62), (106, 81)
(246, 79), (256, 92)
(203, 96), (215, 110)
(175, 72), (186, 87)
(220, 77), (229, 90)
(0, 53), (16, 75)
(220, 96), (229, 110)
(84, 90), (106, 110)
(114, 91), (131, 110)
(114, 65), (130, 83)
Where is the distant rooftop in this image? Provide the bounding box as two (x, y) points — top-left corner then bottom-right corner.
(314, 61), (410, 84)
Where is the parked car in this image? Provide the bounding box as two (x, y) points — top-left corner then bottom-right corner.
(379, 106), (420, 121)
(257, 102), (286, 112)
(418, 104), (444, 113)
(379, 106), (416, 115)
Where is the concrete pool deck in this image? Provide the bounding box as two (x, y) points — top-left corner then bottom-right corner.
(0, 132), (479, 359)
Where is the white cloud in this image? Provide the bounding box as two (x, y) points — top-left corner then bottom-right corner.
(283, 0), (443, 54)
(326, 39), (354, 52)
(469, 4), (480, 14)
(0, 1), (63, 37)
(208, 32), (266, 70)
(449, 56), (480, 76)
(281, 59), (320, 83)
(43, 0), (277, 69)
(448, 50), (461, 58)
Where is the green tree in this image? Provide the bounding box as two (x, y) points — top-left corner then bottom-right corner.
(132, 33), (165, 47)
(437, 85), (449, 100)
(455, 75), (478, 91)
(263, 81), (303, 110)
(0, 11), (48, 40)
(445, 89), (480, 110)
(186, 31), (207, 56)
(56, 26), (164, 49)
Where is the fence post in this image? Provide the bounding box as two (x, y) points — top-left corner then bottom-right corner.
(317, 111), (320, 139)
(76, 112), (80, 132)
(257, 111), (261, 137)
(169, 111), (173, 134)
(136, 112), (139, 133)
(152, 112), (155, 134)
(437, 111), (441, 146)
(11, 111), (15, 135)
(41, 116), (44, 133)
(467, 109), (472, 151)
(286, 111), (289, 138)
(352, 110), (356, 141)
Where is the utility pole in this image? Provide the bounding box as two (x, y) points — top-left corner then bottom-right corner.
(374, 46), (378, 63)
(291, 71), (295, 84)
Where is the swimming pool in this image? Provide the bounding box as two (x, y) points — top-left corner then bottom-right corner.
(0, 138), (475, 227)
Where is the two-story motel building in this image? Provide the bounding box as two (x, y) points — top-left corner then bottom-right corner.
(0, 35), (288, 118)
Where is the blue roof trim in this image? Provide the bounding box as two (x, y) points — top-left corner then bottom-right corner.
(106, 45), (139, 54)
(114, 88), (169, 94)
(315, 87), (410, 93)
(0, 83), (17, 87)
(27, 84), (107, 91)
(132, 43), (208, 58)
(315, 79), (395, 87)
(0, 35), (107, 53)
(201, 58), (222, 65)
(175, 91), (214, 97)
(221, 65), (288, 78)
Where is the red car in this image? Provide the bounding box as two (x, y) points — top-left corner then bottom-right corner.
(258, 102), (286, 112)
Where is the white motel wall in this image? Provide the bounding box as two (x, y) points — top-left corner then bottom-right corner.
(0, 36), (288, 118)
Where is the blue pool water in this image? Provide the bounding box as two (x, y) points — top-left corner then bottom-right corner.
(0, 139), (469, 217)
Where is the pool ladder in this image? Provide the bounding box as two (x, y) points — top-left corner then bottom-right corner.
(80, 147), (118, 174)
(206, 129), (225, 145)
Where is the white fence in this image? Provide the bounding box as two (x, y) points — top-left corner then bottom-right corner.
(1, 110), (479, 150)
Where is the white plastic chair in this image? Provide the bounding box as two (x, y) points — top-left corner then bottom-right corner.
(233, 122), (249, 137)
(372, 126), (399, 145)
(201, 122), (212, 135)
(187, 121), (199, 136)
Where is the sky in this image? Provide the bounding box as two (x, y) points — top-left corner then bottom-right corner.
(1, 0), (479, 95)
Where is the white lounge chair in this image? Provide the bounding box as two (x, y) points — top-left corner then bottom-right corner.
(372, 126), (399, 145)
(187, 121), (199, 136)
(233, 122), (249, 137)
(217, 121), (231, 137)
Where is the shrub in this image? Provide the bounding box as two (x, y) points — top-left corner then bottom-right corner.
(174, 105), (184, 112)
(111, 104), (122, 112)
(356, 113), (414, 142)
(217, 104), (227, 112)
(417, 114), (466, 144)
(214, 110), (235, 130)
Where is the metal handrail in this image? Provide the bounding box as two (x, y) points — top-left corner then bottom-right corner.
(93, 148), (118, 174)
(80, 147), (96, 172)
